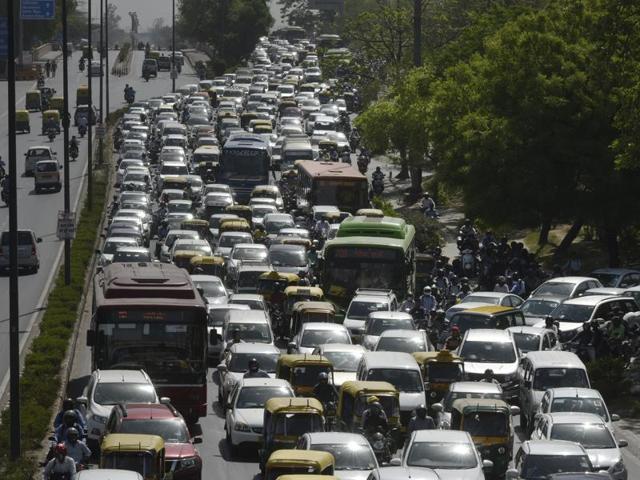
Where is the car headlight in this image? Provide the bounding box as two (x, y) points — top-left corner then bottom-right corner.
(92, 414), (108, 425)
(234, 422), (251, 432)
(180, 456), (199, 469)
(498, 447), (506, 454)
(609, 460), (626, 474)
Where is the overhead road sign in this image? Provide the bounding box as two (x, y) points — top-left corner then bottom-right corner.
(0, 17), (7, 58)
(20, 0), (56, 20)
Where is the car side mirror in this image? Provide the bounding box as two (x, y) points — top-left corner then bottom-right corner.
(217, 364), (227, 373)
(389, 458), (401, 467)
(36, 237), (42, 243)
(287, 342), (297, 354)
(192, 436), (203, 444)
(431, 403), (443, 413)
(510, 406), (520, 416)
(59, 165), (63, 170)
(86, 329), (96, 347)
(618, 439), (628, 448)
(482, 459), (493, 470)
(611, 413), (620, 422)
(505, 468), (518, 479)
(160, 397), (172, 405)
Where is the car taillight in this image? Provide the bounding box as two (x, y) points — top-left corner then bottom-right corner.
(32, 246), (36, 256)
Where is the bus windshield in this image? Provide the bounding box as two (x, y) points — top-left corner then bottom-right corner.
(94, 308), (206, 384)
(221, 148), (269, 176)
(325, 247), (404, 291)
(313, 179), (368, 210)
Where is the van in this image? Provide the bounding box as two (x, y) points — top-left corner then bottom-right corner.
(142, 58), (158, 77)
(356, 351), (424, 427)
(0, 229), (42, 273)
(517, 351), (590, 433)
(34, 159), (62, 193)
(281, 140), (314, 170)
(220, 310), (274, 359)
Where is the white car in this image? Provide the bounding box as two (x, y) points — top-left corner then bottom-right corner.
(536, 388), (620, 430)
(228, 293), (268, 313)
(400, 429), (492, 480)
(373, 329), (431, 354)
(215, 232), (253, 258)
(158, 229), (199, 263)
(99, 237), (139, 265)
(506, 326), (560, 355)
(224, 378), (294, 454)
(361, 312), (415, 351)
(290, 322), (351, 354)
(225, 243), (269, 279)
(78, 369), (158, 450)
(207, 304), (250, 361)
(191, 274), (228, 305)
(445, 291), (524, 319)
(312, 344), (365, 388)
(344, 289), (398, 341)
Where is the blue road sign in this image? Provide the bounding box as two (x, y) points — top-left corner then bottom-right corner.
(0, 17), (7, 58)
(20, 0), (56, 20)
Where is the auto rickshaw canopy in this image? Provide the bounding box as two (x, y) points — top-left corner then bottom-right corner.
(284, 286), (324, 299)
(266, 450), (335, 471)
(265, 397), (324, 415)
(355, 208), (384, 218)
(101, 433), (164, 454)
(412, 350), (463, 366)
(291, 301), (335, 316)
(277, 354), (332, 370)
(339, 380), (398, 399)
(219, 218), (252, 233)
(451, 398), (512, 416)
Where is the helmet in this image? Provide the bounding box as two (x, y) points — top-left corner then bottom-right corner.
(67, 427), (79, 440)
(464, 218), (471, 224)
(484, 369), (494, 376)
(63, 410), (77, 424)
(367, 396), (379, 405)
(318, 372), (328, 381)
(62, 398), (74, 411)
(416, 405), (427, 417)
(54, 443), (67, 456)
(248, 358), (259, 370)
(451, 326), (460, 333)
(423, 286), (431, 293)
(423, 192), (430, 198)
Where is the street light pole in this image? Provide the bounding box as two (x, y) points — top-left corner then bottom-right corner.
(63, 0), (72, 285)
(7, 0), (21, 459)
(99, 0), (104, 165)
(87, 0), (93, 209)
(105, 2), (109, 119)
(172, 0), (176, 92)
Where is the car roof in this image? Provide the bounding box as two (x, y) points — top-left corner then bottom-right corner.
(591, 268), (640, 274)
(105, 237), (139, 243)
(227, 310), (270, 323)
(368, 311), (411, 320)
(542, 276), (598, 284)
(561, 295), (618, 306)
(546, 388), (602, 399)
(208, 304), (250, 311)
(523, 440), (588, 456)
(412, 429), (473, 443)
(546, 412), (606, 425)
(450, 381), (502, 393)
(463, 328), (513, 343)
(301, 322), (348, 331)
(524, 351), (585, 368)
(121, 403), (176, 420)
(506, 326), (549, 335)
(229, 343), (279, 354)
(378, 329), (423, 338)
(466, 291), (511, 299)
(318, 344), (366, 353)
(229, 293), (264, 301)
(239, 377), (291, 388)
(362, 352), (418, 369)
(305, 432), (368, 445)
(190, 274), (224, 283)
(77, 470), (143, 480)
(96, 369), (150, 383)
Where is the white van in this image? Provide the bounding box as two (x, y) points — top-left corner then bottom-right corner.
(517, 350), (590, 433)
(357, 351), (424, 426)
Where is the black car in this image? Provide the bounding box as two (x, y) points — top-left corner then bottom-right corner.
(157, 56), (172, 71)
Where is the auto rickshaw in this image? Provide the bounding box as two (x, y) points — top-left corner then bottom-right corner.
(225, 204), (252, 223)
(25, 90), (42, 111)
(49, 96), (64, 114)
(173, 250), (202, 270)
(263, 450), (335, 480)
(240, 112), (259, 129)
(257, 271), (300, 302)
(181, 219), (211, 241)
(280, 237), (312, 250)
(100, 433), (167, 480)
(412, 350), (465, 409)
(219, 218), (252, 235)
(76, 84), (90, 106)
(336, 381), (401, 441)
(41, 109), (61, 134)
(16, 110), (31, 133)
(450, 398), (519, 478)
(290, 302), (336, 336)
(276, 354), (334, 397)
(189, 255), (225, 277)
(259, 397), (325, 469)
(415, 253), (435, 293)
(278, 101), (298, 115)
(160, 176), (190, 194)
(318, 140), (339, 160)
(284, 286), (324, 322)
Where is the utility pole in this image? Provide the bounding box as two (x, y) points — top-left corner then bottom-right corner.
(172, 0), (176, 92)
(413, 0), (422, 67)
(99, 0), (104, 165)
(88, 0), (93, 209)
(63, 0), (72, 285)
(105, 2), (110, 120)
(7, 0), (21, 459)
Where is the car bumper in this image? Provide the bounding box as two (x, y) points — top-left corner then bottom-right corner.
(0, 256), (38, 269)
(231, 426), (262, 446)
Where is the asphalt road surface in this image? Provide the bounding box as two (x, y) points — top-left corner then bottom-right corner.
(0, 49), (193, 400)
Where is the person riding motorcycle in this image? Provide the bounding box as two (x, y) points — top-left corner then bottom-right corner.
(54, 398), (86, 431)
(77, 115), (88, 136)
(124, 84), (135, 102)
(407, 405), (435, 436)
(313, 372), (338, 408)
(79, 57), (85, 71)
(243, 358), (270, 378)
(419, 286), (437, 315)
(361, 396), (389, 434)
(459, 218), (478, 238)
(421, 193), (437, 218)
(493, 275), (509, 293)
(54, 410), (84, 443)
(0, 156), (6, 179)
(43, 443), (76, 480)
(400, 293), (416, 313)
(544, 315), (559, 334)
(372, 167), (384, 183)
(480, 369), (501, 384)
(1, 177), (10, 205)
(314, 218), (330, 241)
(63, 427), (91, 466)
(607, 315), (626, 341)
(444, 326), (462, 350)
(69, 136), (79, 158)
(433, 269), (450, 294)
(297, 271), (311, 287)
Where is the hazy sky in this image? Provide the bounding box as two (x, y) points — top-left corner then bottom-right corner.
(90, 0), (172, 31)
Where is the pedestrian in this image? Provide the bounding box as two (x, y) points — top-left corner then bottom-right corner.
(51, 60), (57, 77)
(45, 61), (51, 78)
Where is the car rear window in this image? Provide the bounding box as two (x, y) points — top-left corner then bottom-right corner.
(36, 162), (58, 172)
(1, 231), (34, 245)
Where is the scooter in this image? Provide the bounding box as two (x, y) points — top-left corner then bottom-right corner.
(70, 144), (79, 161)
(79, 58), (85, 72)
(460, 249), (477, 276)
(47, 128), (57, 142)
(78, 124), (87, 138)
(372, 178), (384, 196)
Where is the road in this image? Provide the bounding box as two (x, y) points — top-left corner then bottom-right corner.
(0, 49), (193, 400)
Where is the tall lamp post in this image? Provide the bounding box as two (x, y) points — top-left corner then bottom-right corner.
(87, 0), (93, 208)
(63, 0), (72, 285)
(172, 0), (176, 92)
(99, 0), (104, 165)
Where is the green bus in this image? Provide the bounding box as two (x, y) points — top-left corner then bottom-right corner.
(322, 216), (416, 306)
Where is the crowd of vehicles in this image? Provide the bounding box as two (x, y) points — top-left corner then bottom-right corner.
(31, 30), (640, 480)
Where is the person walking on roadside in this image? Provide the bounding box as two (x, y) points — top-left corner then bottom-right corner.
(45, 61), (51, 77)
(51, 60), (58, 77)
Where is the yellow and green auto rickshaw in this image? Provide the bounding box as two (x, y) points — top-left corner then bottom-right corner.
(259, 397), (325, 469)
(16, 110), (31, 133)
(290, 301), (336, 337)
(450, 398), (519, 478)
(284, 286), (324, 317)
(100, 433), (168, 480)
(181, 219), (211, 241)
(412, 350), (465, 409)
(189, 255), (225, 277)
(225, 204), (252, 223)
(172, 250), (202, 270)
(264, 451), (335, 480)
(76, 84), (90, 106)
(219, 218), (252, 236)
(257, 271), (300, 302)
(240, 112), (259, 129)
(25, 90), (42, 111)
(336, 381), (400, 434)
(276, 354), (334, 397)
(49, 96), (64, 114)
(41, 109), (61, 134)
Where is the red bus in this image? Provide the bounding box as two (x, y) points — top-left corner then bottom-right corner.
(87, 263), (208, 423)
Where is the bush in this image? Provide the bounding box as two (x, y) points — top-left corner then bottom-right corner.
(587, 357), (630, 403)
(116, 42), (131, 63)
(402, 210), (444, 251)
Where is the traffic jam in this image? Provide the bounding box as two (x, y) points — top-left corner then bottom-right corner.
(45, 31), (638, 480)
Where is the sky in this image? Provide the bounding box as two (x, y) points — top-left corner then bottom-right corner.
(90, 0), (173, 32)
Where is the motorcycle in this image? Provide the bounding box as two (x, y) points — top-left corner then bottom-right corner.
(143, 71), (150, 82)
(78, 123), (87, 138)
(124, 90), (135, 104)
(79, 58), (85, 72)
(47, 128), (57, 142)
(460, 249), (477, 276)
(367, 429), (393, 464)
(70, 144), (79, 161)
(357, 160), (367, 174)
(371, 178), (384, 196)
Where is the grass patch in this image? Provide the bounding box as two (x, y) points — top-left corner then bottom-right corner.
(0, 128), (116, 477)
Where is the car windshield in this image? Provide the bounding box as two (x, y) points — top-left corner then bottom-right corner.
(265, 219), (294, 234)
(347, 301), (389, 320)
(193, 279), (226, 298)
(512, 333), (540, 352)
(533, 368), (589, 390)
(253, 207), (276, 218)
(274, 413), (323, 437)
(366, 369), (423, 393)
(104, 240), (135, 254)
(233, 248), (268, 261)
(93, 383), (156, 405)
(463, 412), (508, 436)
(225, 323), (272, 343)
(208, 308), (243, 327)
(311, 443), (377, 471)
(270, 249), (307, 267)
(112, 250), (150, 263)
(461, 295), (501, 305)
(522, 454), (592, 478)
(366, 318), (413, 336)
(550, 423), (615, 449)
(592, 273), (619, 288)
(535, 282), (574, 297)
(550, 304), (594, 323)
(427, 363), (465, 383)
(117, 418), (189, 443)
(521, 299), (560, 316)
(168, 203), (191, 213)
(443, 392), (503, 412)
(322, 351), (363, 372)
(376, 336), (426, 353)
(219, 235), (250, 247)
(459, 341), (516, 363)
(236, 386), (292, 409)
(550, 397), (608, 420)
(300, 329), (350, 348)
(228, 352), (279, 373)
(407, 442), (478, 469)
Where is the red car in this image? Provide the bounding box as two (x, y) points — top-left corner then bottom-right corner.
(104, 402), (202, 480)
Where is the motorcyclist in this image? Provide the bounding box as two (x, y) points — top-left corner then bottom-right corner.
(444, 326), (462, 350)
(63, 427), (91, 466)
(433, 269), (450, 294)
(458, 278), (471, 300)
(79, 57), (85, 71)
(407, 405), (435, 436)
(544, 315), (559, 334)
(607, 315), (626, 341)
(77, 115), (88, 135)
(361, 396), (388, 434)
(493, 276), (509, 293)
(314, 217), (330, 241)
(372, 167), (384, 183)
(297, 271), (311, 287)
(510, 275), (526, 296)
(2, 177), (10, 204)
(419, 286), (437, 314)
(313, 372), (338, 406)
(480, 368), (501, 384)
(421, 193), (437, 217)
(0, 156), (6, 178)
(54, 410), (84, 443)
(53, 398), (86, 431)
(243, 358), (270, 378)
(43, 443), (76, 480)
(459, 218), (478, 239)
(400, 293), (416, 313)
(69, 136), (79, 157)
